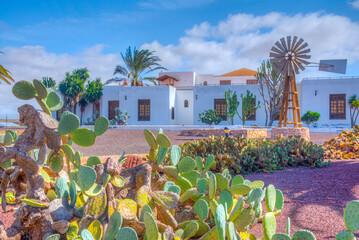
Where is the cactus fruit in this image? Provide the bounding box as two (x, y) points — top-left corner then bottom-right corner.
(215, 173), (230, 191)
(87, 220), (103, 240)
(178, 156), (196, 173)
(170, 145), (181, 166)
(272, 234), (291, 240)
(55, 177), (69, 198)
(87, 156), (102, 167)
(195, 199), (209, 221)
(144, 129), (158, 150)
(180, 187), (198, 203)
(143, 212), (159, 240)
(94, 116), (109, 136)
(157, 133), (171, 148)
(218, 190), (233, 210)
(104, 212), (123, 240)
(182, 221), (199, 240)
(116, 227), (138, 240)
(215, 204), (226, 240)
(45, 234), (61, 240)
(292, 230), (316, 240)
(265, 184), (276, 212)
(335, 231), (356, 240)
(85, 188), (107, 219)
(69, 180), (77, 207)
(204, 155), (215, 172)
(81, 229), (94, 240)
(263, 212), (276, 240)
(12, 80), (37, 100)
(157, 146), (168, 165)
(58, 112), (80, 135)
(77, 166), (97, 192)
(209, 172), (217, 200)
(344, 200), (359, 232)
(70, 128), (96, 147)
(198, 178), (208, 193)
(275, 189), (284, 210)
(228, 184), (251, 196)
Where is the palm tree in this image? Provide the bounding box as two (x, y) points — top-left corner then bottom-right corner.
(0, 52), (14, 84)
(78, 94), (88, 124)
(42, 77), (56, 89)
(348, 95), (359, 127)
(85, 78), (103, 118)
(114, 47), (166, 86)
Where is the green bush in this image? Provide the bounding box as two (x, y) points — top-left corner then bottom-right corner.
(181, 135), (328, 174)
(301, 111), (320, 127)
(198, 109), (222, 125)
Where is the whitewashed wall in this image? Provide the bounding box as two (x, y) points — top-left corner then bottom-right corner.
(300, 77), (359, 127)
(175, 88), (194, 125)
(158, 71), (195, 87)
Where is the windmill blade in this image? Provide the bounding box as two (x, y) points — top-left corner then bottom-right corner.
(296, 54), (311, 59)
(293, 63), (300, 74)
(294, 42), (309, 53)
(280, 38), (288, 52)
(270, 52), (284, 58)
(293, 60), (306, 71)
(292, 38), (304, 52)
(270, 46), (285, 55)
(296, 48), (311, 55)
(290, 36), (298, 51)
(275, 41), (286, 53)
(286, 36), (292, 52)
(296, 58), (310, 66)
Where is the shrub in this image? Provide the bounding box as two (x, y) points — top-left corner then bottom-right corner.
(109, 107), (130, 125)
(301, 110), (320, 127)
(181, 135), (327, 174)
(199, 109), (222, 125)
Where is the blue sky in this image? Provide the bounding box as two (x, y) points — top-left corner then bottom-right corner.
(1, 0), (359, 115)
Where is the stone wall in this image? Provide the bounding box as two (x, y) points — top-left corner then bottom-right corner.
(180, 128), (267, 139)
(271, 127), (310, 141)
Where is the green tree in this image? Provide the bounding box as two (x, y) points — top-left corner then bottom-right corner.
(78, 94), (88, 125)
(225, 89), (239, 125)
(85, 78), (103, 118)
(255, 60), (284, 126)
(238, 90), (260, 126)
(301, 111), (321, 127)
(0, 52), (14, 84)
(114, 47), (167, 86)
(199, 110), (222, 126)
(41, 77), (56, 89)
(348, 95), (359, 128)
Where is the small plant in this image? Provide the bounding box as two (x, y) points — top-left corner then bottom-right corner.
(348, 95), (359, 127)
(238, 90), (260, 126)
(301, 111), (320, 127)
(86, 111), (99, 125)
(109, 107), (130, 125)
(199, 109), (222, 126)
(225, 89), (239, 125)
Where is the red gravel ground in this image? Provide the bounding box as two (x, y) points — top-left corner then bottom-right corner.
(0, 131), (353, 239)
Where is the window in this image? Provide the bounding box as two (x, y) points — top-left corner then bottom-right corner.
(330, 94), (346, 119)
(220, 80), (231, 85)
(138, 99), (150, 121)
(108, 101), (119, 120)
(214, 99), (227, 121)
(203, 81), (208, 86)
(246, 97), (256, 121)
(246, 79), (258, 85)
(184, 100), (189, 108)
(171, 107), (175, 120)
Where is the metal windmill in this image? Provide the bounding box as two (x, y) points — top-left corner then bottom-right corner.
(269, 36), (311, 128)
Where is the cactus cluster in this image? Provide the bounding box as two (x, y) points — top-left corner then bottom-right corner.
(322, 125), (359, 159)
(181, 135), (327, 174)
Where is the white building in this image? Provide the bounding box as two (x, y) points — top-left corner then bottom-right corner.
(69, 68), (359, 128)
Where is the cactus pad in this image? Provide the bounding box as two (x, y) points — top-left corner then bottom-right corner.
(344, 200), (359, 232)
(228, 197), (244, 222)
(272, 234), (291, 240)
(110, 176), (125, 188)
(181, 170), (199, 186)
(77, 166), (97, 192)
(21, 199), (49, 208)
(55, 177), (69, 198)
(228, 184), (251, 196)
(136, 185), (150, 207)
(49, 153), (63, 173)
(195, 199), (209, 221)
(156, 133), (171, 148)
(117, 199), (138, 220)
(227, 221), (237, 240)
(87, 220), (103, 240)
(178, 156), (196, 173)
(46, 190), (57, 201)
(152, 191), (179, 210)
(335, 231), (356, 240)
(198, 178), (208, 193)
(182, 221), (199, 240)
(209, 172), (217, 200)
(215, 204), (226, 240)
(218, 190), (233, 210)
(231, 175), (244, 186)
(33, 79), (48, 99)
(249, 180), (264, 190)
(85, 183), (102, 198)
(162, 181), (175, 191)
(104, 212), (123, 240)
(58, 112), (80, 135)
(275, 189), (284, 210)
(233, 207), (255, 232)
(144, 129), (158, 150)
(292, 230), (316, 240)
(70, 128), (96, 147)
(263, 212), (276, 240)
(157, 146), (168, 165)
(86, 188), (107, 219)
(204, 155), (215, 171)
(215, 173), (230, 191)
(170, 145), (181, 166)
(69, 180), (77, 207)
(46, 91), (62, 109)
(66, 221), (79, 240)
(180, 187), (198, 203)
(265, 184), (276, 212)
(94, 116), (109, 136)
(45, 234), (61, 240)
(12, 80), (36, 100)
(81, 229), (94, 240)
(86, 155), (102, 167)
(144, 212), (159, 240)
(117, 227), (138, 240)
(179, 220), (210, 238)
(195, 156), (203, 171)
(168, 185), (181, 195)
(176, 176), (192, 192)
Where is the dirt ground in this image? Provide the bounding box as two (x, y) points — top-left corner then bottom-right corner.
(72, 129), (338, 156)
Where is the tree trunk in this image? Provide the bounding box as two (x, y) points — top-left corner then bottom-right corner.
(73, 101), (77, 115)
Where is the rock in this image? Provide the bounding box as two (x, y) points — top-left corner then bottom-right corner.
(51, 220), (69, 234)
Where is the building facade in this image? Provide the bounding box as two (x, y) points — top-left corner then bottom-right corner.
(75, 68), (359, 128)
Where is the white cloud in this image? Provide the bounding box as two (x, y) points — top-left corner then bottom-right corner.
(0, 45), (121, 116)
(141, 12), (359, 76)
(138, 0), (214, 10)
(350, 0), (359, 9)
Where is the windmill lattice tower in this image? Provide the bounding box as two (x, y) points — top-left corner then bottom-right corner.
(269, 36), (311, 128)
